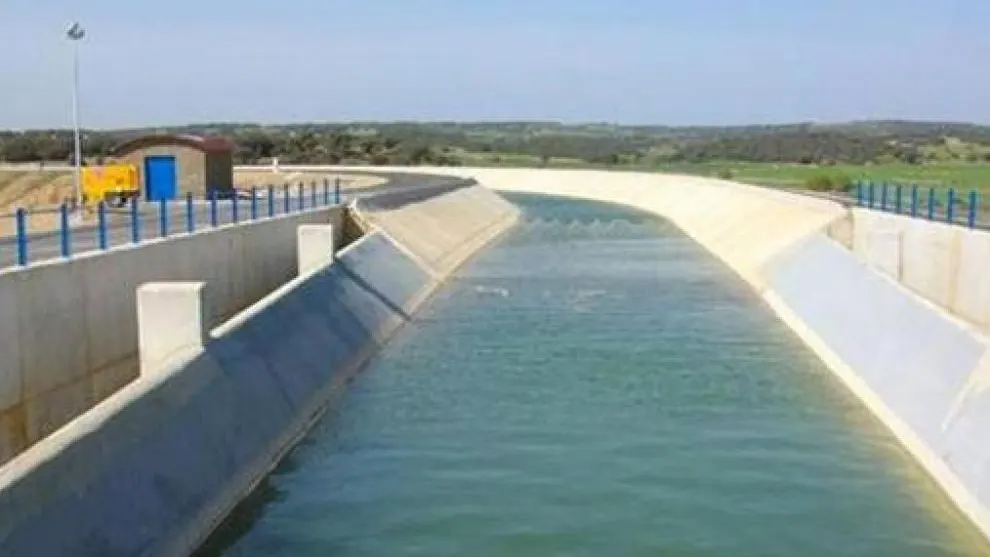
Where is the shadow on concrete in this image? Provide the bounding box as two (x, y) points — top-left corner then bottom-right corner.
(335, 261), (413, 322)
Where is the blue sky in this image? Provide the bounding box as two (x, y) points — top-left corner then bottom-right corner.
(2, 0), (988, 129)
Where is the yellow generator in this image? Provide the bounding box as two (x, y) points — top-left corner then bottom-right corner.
(82, 164), (140, 207)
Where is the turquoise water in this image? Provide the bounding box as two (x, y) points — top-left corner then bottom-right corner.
(203, 194), (987, 556)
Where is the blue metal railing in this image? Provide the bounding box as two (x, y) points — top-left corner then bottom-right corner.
(7, 180), (343, 268)
(854, 180), (985, 230)
(98, 203), (108, 250)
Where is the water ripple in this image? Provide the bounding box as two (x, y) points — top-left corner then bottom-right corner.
(205, 193), (988, 557)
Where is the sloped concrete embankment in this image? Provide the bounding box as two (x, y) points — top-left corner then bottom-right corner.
(0, 206), (346, 466)
(395, 167), (990, 542)
(0, 183), (518, 557)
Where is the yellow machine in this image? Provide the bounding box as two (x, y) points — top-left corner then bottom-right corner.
(82, 164), (140, 207)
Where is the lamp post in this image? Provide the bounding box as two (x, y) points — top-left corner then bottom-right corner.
(66, 22), (85, 215)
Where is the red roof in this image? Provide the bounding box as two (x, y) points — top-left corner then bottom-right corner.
(112, 134), (234, 155)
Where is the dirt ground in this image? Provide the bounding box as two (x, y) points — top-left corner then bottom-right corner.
(233, 171), (386, 191)
(0, 171), (75, 209)
(0, 170), (388, 236)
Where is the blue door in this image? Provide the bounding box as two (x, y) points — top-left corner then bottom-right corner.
(144, 155), (177, 201)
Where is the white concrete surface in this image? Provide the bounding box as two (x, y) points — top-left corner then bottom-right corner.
(137, 283), (212, 376)
(326, 166), (845, 290)
(0, 205), (343, 465)
(0, 181), (517, 557)
(296, 225), (336, 276)
(310, 166), (990, 543)
(843, 208), (990, 333)
(355, 180), (520, 278)
(6, 163), (990, 549)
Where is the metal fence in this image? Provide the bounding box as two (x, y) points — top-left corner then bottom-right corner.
(852, 181), (990, 230)
(0, 178), (344, 270)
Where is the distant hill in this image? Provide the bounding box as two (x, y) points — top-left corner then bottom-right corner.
(4, 120), (990, 167)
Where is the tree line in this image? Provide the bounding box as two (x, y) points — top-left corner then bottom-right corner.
(0, 128), (462, 167)
(3, 121), (990, 167)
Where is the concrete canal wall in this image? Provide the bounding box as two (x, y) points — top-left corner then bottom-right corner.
(842, 209), (990, 333)
(332, 166), (990, 542)
(0, 206), (345, 466)
(0, 182), (518, 557)
(4, 161), (989, 553)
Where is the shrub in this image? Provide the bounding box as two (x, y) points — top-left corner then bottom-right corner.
(805, 173), (853, 192)
(716, 168), (734, 180)
(805, 175), (834, 191)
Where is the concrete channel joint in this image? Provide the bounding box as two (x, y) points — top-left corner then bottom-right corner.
(137, 281), (212, 376)
(297, 224), (336, 276)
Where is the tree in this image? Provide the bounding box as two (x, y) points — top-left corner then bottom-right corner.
(240, 131), (276, 162)
(409, 146), (434, 165)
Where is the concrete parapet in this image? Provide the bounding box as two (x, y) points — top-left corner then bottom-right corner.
(0, 206), (342, 465)
(137, 283), (213, 375)
(847, 208), (990, 333)
(296, 224), (336, 276)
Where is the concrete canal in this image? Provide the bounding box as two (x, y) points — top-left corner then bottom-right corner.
(201, 193), (986, 557)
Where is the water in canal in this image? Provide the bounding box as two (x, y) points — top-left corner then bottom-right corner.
(202, 194), (987, 556)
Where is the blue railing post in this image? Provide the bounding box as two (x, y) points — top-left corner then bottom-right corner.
(334, 177), (341, 205)
(159, 198), (168, 237)
(98, 202), (108, 250)
(968, 190), (978, 229)
(59, 203), (70, 258)
(856, 181), (864, 207)
(311, 181), (317, 207)
(131, 197), (141, 244)
(928, 188), (936, 220)
(880, 182), (889, 211)
(868, 181), (876, 209)
(911, 185), (919, 218)
(186, 192), (195, 233)
(210, 190), (218, 227)
(895, 184), (903, 214)
(268, 185), (275, 217)
(15, 208), (27, 266)
(947, 188), (956, 224)
(251, 187), (258, 220)
(298, 182), (305, 211)
(323, 178), (330, 206)
(283, 183), (290, 214)
(232, 193), (239, 224)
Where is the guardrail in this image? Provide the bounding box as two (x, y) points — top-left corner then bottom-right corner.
(853, 181), (990, 230)
(1, 178), (343, 269)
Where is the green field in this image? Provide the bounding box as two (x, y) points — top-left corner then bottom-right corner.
(456, 151), (990, 192)
(655, 162), (990, 190)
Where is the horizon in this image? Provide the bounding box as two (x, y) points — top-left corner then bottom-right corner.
(4, 0), (989, 129)
(6, 117), (990, 135)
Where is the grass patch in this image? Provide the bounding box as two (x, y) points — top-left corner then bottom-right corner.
(451, 152), (990, 193)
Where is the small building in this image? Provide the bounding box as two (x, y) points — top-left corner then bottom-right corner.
(111, 134), (235, 201)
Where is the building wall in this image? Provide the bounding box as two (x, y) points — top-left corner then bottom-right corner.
(205, 151), (234, 193)
(119, 145), (207, 198)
